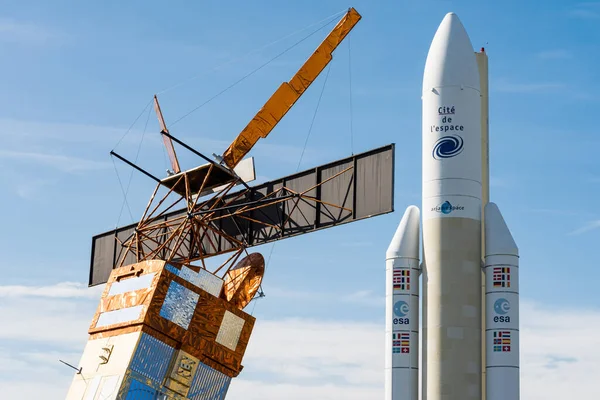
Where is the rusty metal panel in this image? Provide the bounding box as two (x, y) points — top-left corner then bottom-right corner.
(89, 144), (395, 286)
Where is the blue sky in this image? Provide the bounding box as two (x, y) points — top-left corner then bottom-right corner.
(1, 0), (599, 398)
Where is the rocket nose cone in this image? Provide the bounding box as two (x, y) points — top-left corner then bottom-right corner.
(423, 12), (480, 90)
(386, 206), (420, 260)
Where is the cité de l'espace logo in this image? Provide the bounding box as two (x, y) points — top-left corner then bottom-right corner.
(432, 135), (464, 160)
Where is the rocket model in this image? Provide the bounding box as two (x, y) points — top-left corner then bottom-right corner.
(385, 12), (520, 400)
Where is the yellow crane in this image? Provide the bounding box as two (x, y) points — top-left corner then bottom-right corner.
(221, 8), (361, 169)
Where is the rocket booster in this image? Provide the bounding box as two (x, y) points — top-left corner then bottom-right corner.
(384, 12), (520, 400)
(385, 206), (420, 400)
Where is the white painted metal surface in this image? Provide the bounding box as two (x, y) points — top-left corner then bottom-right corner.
(422, 12), (482, 399)
(485, 202), (520, 400)
(385, 206), (420, 400)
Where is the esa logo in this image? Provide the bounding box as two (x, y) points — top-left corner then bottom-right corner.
(393, 300), (410, 325)
(493, 298), (511, 323)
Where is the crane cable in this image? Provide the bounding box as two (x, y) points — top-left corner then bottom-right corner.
(155, 9), (348, 96)
(109, 9), (346, 152)
(250, 63), (332, 316)
(112, 105), (153, 227)
(168, 16), (341, 128)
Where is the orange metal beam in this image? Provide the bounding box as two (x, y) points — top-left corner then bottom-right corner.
(221, 8), (361, 168)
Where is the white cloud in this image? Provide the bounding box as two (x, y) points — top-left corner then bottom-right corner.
(0, 150), (112, 173)
(568, 3), (600, 19)
(267, 286), (383, 307)
(1, 282), (599, 399)
(494, 81), (566, 93)
(0, 281), (103, 299)
(0, 19), (58, 45)
(536, 49), (572, 60)
(568, 219), (600, 235)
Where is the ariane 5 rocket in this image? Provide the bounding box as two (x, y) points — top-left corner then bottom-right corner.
(385, 12), (520, 400)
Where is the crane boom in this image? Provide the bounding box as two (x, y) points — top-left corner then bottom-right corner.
(154, 95), (181, 174)
(222, 8), (361, 169)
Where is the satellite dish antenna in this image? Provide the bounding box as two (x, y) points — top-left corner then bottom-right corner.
(222, 253), (265, 309)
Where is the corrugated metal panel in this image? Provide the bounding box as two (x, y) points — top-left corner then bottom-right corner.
(188, 362), (231, 400)
(159, 281), (199, 329)
(90, 232), (116, 287)
(165, 265), (223, 298)
(355, 146), (394, 219)
(130, 333), (175, 382)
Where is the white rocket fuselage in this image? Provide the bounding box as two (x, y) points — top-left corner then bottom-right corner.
(421, 13), (482, 399)
(385, 207), (420, 400)
(385, 12), (519, 400)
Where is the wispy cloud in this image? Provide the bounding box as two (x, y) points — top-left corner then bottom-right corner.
(1, 282), (600, 399)
(14, 178), (55, 200)
(0, 281), (103, 299)
(490, 176), (511, 188)
(0, 18), (59, 45)
(536, 49), (572, 60)
(267, 286), (383, 307)
(569, 3), (600, 19)
(530, 208), (594, 218)
(0, 150), (111, 173)
(494, 81), (567, 93)
(568, 219), (600, 235)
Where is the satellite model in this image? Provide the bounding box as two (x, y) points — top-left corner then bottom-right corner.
(65, 8), (394, 400)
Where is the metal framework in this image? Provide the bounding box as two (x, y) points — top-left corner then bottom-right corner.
(89, 144), (394, 286)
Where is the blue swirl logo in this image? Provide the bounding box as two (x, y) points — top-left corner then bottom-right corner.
(494, 298), (510, 315)
(440, 201), (452, 214)
(432, 135), (464, 160)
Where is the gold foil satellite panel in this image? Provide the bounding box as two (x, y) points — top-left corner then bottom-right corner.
(215, 311), (245, 351)
(89, 261), (164, 334)
(223, 253), (264, 310)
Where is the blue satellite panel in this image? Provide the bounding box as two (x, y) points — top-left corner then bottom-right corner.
(130, 333), (175, 382)
(124, 379), (158, 399)
(188, 362), (232, 400)
(160, 280), (199, 329)
(165, 264), (223, 297)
